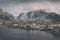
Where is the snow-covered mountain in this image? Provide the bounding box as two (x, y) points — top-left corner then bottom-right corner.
(0, 9), (14, 21)
(17, 10), (60, 23)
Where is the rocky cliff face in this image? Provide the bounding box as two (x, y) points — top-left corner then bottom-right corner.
(0, 9), (14, 21)
(17, 10), (60, 23)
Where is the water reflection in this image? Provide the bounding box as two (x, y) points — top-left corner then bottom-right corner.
(0, 25), (60, 40)
(50, 32), (60, 39)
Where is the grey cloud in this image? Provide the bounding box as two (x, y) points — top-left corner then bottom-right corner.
(0, 0), (60, 16)
(0, 0), (60, 8)
(46, 0), (60, 2)
(0, 0), (60, 4)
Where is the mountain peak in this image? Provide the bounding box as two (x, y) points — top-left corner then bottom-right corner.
(0, 9), (14, 21)
(17, 10), (60, 23)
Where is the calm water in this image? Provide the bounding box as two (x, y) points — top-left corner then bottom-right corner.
(0, 25), (60, 40)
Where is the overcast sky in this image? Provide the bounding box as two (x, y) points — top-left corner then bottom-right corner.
(0, 0), (60, 16)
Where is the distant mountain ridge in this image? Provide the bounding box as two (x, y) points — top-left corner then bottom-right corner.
(0, 9), (60, 23)
(17, 10), (60, 23)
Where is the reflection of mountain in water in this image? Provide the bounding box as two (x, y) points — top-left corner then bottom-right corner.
(0, 25), (59, 40)
(51, 30), (60, 38)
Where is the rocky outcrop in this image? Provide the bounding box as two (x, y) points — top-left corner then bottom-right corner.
(0, 9), (14, 21)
